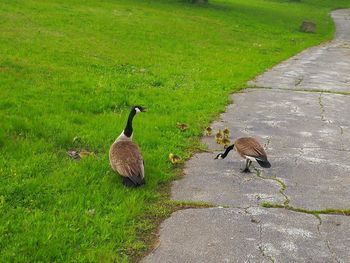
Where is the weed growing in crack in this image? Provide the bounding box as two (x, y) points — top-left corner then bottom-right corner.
(261, 202), (350, 216)
(254, 169), (289, 205)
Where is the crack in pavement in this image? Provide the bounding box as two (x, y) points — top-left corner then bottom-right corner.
(315, 216), (341, 263)
(337, 124), (345, 151)
(244, 207), (276, 263)
(318, 92), (328, 123)
(255, 169), (350, 217)
(264, 137), (271, 150)
(253, 164), (347, 262)
(294, 76), (304, 87)
(246, 85), (350, 95)
(292, 147), (304, 166)
(254, 168), (289, 206)
(316, 93), (346, 151)
(258, 223), (276, 263)
(325, 239), (341, 263)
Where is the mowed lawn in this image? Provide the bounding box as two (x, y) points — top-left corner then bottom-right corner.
(1, 0), (349, 261)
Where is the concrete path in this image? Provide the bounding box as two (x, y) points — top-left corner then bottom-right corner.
(143, 10), (350, 263)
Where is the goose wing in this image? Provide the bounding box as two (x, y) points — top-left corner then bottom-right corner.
(235, 137), (267, 161)
(109, 140), (145, 185)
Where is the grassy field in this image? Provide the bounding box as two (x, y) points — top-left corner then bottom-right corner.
(1, 0), (349, 261)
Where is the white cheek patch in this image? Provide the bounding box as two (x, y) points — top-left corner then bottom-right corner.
(135, 108), (141, 113)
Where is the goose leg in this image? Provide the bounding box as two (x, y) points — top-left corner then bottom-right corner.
(241, 159), (252, 173)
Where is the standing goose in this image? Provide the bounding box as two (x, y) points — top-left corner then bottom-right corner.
(215, 137), (271, 173)
(109, 105), (146, 187)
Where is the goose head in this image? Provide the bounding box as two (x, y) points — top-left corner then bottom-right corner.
(214, 144), (234, 160)
(120, 105), (147, 138)
(214, 153), (224, 159)
(134, 105), (147, 113)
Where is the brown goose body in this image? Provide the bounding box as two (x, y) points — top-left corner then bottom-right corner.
(109, 136), (145, 186)
(234, 137), (268, 162)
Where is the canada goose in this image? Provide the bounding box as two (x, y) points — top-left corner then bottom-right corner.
(168, 153), (183, 164)
(215, 137), (271, 173)
(223, 127), (230, 137)
(205, 126), (212, 136)
(109, 105), (146, 187)
(176, 122), (189, 132)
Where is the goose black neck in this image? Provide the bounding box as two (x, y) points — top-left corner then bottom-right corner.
(124, 109), (136, 137)
(221, 144), (234, 159)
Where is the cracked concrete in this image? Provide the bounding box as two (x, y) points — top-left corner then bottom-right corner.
(142, 9), (350, 263)
(319, 215), (350, 262)
(248, 10), (350, 92)
(172, 152), (285, 207)
(143, 208), (341, 263)
(173, 89), (350, 210)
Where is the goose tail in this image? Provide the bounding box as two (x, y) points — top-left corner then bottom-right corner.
(123, 176), (145, 187)
(256, 159), (271, 168)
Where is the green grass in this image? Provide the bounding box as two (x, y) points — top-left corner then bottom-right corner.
(1, 0), (350, 261)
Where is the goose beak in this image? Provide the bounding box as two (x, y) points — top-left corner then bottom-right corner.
(141, 108), (147, 112)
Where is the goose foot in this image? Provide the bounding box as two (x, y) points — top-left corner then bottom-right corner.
(241, 168), (251, 173)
